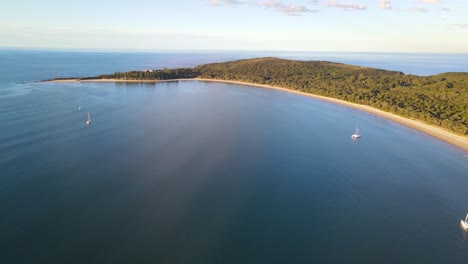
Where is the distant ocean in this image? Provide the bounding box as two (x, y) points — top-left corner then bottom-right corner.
(0, 50), (467, 263)
(1, 50), (468, 84)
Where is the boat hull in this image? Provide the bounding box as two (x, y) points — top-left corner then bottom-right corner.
(461, 220), (468, 231)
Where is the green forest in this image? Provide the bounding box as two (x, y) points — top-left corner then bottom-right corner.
(76, 57), (468, 135)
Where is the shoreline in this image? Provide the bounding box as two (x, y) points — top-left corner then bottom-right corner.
(47, 78), (468, 151)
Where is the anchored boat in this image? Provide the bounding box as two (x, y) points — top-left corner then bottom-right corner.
(461, 213), (468, 231)
(351, 124), (361, 139)
(86, 112), (91, 126)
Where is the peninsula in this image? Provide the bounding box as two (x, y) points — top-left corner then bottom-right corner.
(46, 57), (468, 151)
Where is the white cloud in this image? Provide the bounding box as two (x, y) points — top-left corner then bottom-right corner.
(418, 0), (441, 4)
(409, 7), (429, 12)
(451, 23), (468, 28)
(209, 0), (244, 6)
(259, 1), (319, 16)
(326, 0), (366, 11)
(379, 0), (392, 10)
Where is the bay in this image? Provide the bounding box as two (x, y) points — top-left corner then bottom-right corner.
(0, 50), (467, 263)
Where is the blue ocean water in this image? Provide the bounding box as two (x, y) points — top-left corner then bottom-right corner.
(1, 50), (468, 83)
(0, 50), (467, 263)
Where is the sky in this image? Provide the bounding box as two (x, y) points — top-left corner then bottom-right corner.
(1, 0), (467, 53)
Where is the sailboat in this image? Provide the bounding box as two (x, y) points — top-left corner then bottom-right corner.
(461, 213), (468, 231)
(86, 112), (91, 126)
(351, 124), (361, 139)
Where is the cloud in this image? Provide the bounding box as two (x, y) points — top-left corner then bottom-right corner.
(418, 0), (441, 4)
(326, 0), (366, 11)
(379, 0), (392, 10)
(441, 7), (450, 11)
(451, 23), (468, 28)
(259, 1), (318, 16)
(409, 7), (429, 12)
(209, 0), (244, 6)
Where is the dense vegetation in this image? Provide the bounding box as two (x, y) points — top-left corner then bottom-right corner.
(72, 67), (198, 80)
(72, 57), (468, 135)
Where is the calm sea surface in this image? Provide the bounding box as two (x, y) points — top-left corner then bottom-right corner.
(0, 50), (467, 263)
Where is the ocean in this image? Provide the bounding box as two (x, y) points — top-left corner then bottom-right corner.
(0, 50), (467, 263)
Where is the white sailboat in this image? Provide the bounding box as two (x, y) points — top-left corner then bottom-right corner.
(461, 213), (468, 231)
(86, 112), (91, 126)
(351, 124), (361, 139)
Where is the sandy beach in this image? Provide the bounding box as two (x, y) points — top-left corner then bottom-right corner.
(48, 78), (468, 151)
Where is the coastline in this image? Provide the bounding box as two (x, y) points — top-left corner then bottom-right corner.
(47, 78), (468, 151)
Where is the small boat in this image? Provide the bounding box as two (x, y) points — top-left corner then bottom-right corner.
(86, 112), (91, 126)
(78, 105), (81, 111)
(351, 124), (361, 139)
(461, 213), (468, 231)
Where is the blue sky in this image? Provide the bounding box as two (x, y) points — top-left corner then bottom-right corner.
(1, 0), (467, 52)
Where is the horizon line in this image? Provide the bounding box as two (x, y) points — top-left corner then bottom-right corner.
(1, 47), (468, 55)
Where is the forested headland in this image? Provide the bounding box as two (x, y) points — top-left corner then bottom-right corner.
(52, 57), (468, 135)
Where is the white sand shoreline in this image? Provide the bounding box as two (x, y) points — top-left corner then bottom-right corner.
(47, 78), (468, 151)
